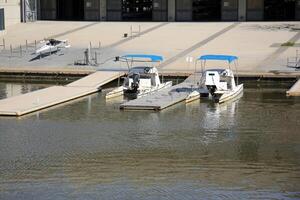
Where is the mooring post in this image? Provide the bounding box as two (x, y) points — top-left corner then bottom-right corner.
(25, 40), (28, 52)
(2, 38), (5, 50)
(118, 75), (120, 86)
(20, 45), (22, 57)
(139, 25), (141, 36)
(130, 25), (132, 37)
(98, 41), (101, 50)
(10, 45), (12, 57)
(34, 40), (37, 51)
(84, 49), (89, 65)
(95, 52), (97, 65)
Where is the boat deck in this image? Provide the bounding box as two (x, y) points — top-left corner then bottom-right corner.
(120, 73), (208, 110)
(0, 71), (124, 116)
(287, 79), (300, 96)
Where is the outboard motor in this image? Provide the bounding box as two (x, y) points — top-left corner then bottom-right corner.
(205, 71), (220, 97)
(131, 73), (140, 92)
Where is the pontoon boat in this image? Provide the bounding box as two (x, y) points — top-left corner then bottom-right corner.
(197, 55), (243, 103)
(106, 54), (172, 99)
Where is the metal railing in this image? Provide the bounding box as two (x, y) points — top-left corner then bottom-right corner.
(287, 50), (300, 70)
(130, 25), (141, 38)
(0, 39), (38, 58)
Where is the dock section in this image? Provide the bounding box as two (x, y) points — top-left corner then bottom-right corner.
(120, 73), (208, 110)
(0, 71), (124, 116)
(287, 79), (300, 96)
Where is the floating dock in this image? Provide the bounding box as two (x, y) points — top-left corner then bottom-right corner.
(287, 79), (300, 96)
(120, 73), (208, 110)
(0, 71), (124, 116)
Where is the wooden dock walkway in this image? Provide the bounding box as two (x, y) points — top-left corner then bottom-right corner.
(287, 79), (300, 96)
(0, 71), (124, 116)
(120, 73), (208, 110)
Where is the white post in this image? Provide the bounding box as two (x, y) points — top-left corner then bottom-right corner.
(10, 45), (12, 58)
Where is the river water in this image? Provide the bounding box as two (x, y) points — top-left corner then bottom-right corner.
(0, 80), (299, 200)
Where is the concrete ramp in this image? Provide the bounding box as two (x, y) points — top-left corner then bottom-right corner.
(67, 71), (123, 88)
(0, 71), (124, 116)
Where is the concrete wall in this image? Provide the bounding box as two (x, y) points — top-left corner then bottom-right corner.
(100, 0), (106, 20)
(0, 0), (21, 26)
(168, 0), (175, 21)
(238, 0), (247, 21)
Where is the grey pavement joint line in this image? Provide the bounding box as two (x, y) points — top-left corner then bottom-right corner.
(159, 22), (240, 69)
(46, 22), (101, 40)
(256, 31), (300, 70)
(104, 22), (169, 50)
(26, 22), (100, 46)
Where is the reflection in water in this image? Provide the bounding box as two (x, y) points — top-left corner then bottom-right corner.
(1, 83), (48, 99)
(0, 81), (300, 200)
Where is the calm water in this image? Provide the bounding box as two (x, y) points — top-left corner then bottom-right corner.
(0, 80), (299, 200)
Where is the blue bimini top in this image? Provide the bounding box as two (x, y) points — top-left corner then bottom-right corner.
(198, 55), (238, 63)
(121, 54), (164, 62)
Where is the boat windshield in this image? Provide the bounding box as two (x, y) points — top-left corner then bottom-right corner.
(48, 39), (61, 46)
(129, 74), (154, 79)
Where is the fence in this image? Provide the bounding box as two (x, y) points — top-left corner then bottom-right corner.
(130, 25), (141, 37)
(74, 41), (102, 66)
(0, 39), (38, 58)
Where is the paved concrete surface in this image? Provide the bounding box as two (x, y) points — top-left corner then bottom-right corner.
(0, 21), (300, 74)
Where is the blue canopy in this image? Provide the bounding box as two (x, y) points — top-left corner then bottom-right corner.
(121, 54), (164, 62)
(198, 55), (238, 63)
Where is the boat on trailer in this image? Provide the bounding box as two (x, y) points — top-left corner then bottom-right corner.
(106, 54), (172, 99)
(197, 55), (243, 103)
(35, 39), (71, 55)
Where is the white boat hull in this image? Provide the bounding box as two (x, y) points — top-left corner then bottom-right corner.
(136, 81), (172, 98)
(185, 90), (200, 103)
(106, 86), (125, 99)
(214, 84), (243, 103)
(106, 81), (173, 99)
(35, 45), (59, 55)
